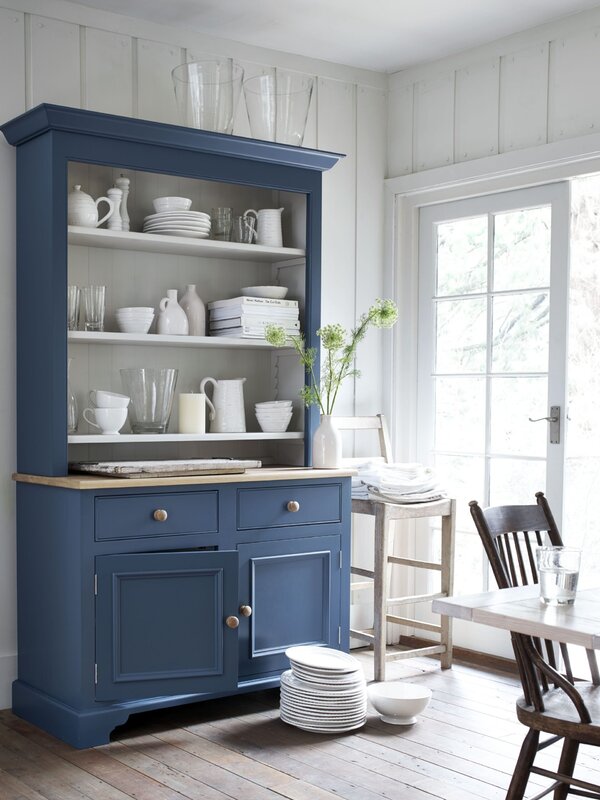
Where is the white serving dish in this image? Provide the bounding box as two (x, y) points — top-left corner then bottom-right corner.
(241, 285), (288, 299)
(152, 196), (192, 213)
(367, 682), (432, 725)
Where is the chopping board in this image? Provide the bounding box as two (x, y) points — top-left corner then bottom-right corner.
(69, 458), (262, 479)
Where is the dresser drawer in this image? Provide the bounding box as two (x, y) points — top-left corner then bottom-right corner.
(237, 483), (342, 530)
(95, 491), (219, 541)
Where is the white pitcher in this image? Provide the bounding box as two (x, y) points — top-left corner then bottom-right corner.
(68, 185), (114, 228)
(244, 207), (284, 248)
(200, 377), (246, 433)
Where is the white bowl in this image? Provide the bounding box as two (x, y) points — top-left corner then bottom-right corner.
(117, 319), (153, 334)
(116, 313), (154, 320)
(256, 400), (293, 407)
(152, 196), (192, 213)
(241, 286), (288, 299)
(368, 682), (432, 725)
(256, 417), (292, 433)
(116, 307), (154, 314)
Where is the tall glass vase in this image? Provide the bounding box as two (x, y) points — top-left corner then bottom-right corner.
(67, 357), (78, 434)
(312, 414), (342, 469)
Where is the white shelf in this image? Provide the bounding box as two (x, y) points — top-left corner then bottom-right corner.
(68, 331), (287, 350)
(68, 432), (304, 444)
(68, 226), (305, 262)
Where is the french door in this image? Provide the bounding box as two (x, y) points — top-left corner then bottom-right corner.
(416, 184), (570, 650)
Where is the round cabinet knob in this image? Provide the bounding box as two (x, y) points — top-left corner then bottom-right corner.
(153, 509), (168, 522)
(287, 500), (300, 513)
(239, 604), (252, 617)
(225, 615), (240, 629)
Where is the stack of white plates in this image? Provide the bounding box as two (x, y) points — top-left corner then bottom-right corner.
(143, 210), (211, 238)
(116, 306), (154, 334)
(255, 400), (293, 432)
(280, 645), (367, 733)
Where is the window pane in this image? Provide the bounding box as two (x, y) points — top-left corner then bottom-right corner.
(434, 454), (485, 531)
(435, 377), (485, 453)
(493, 207), (551, 291)
(436, 298), (487, 373)
(491, 293), (549, 372)
(436, 216), (487, 296)
(489, 458), (546, 505)
(490, 376), (548, 457)
(454, 532), (485, 594)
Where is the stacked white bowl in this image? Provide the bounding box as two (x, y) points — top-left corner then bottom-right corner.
(255, 400), (293, 432)
(116, 306), (155, 334)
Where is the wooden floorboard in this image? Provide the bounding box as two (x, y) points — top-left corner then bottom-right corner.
(1, 654), (600, 799)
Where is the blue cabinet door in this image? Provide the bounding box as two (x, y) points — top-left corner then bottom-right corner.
(95, 551), (238, 701)
(237, 534), (341, 678)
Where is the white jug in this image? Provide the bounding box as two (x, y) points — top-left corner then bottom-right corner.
(244, 207), (284, 248)
(200, 377), (246, 433)
(68, 185), (114, 228)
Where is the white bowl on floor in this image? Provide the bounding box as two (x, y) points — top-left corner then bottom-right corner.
(368, 682), (432, 725)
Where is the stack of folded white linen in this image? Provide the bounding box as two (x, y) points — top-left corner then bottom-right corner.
(351, 461), (446, 504)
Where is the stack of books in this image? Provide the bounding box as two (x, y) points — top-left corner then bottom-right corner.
(208, 296), (300, 339)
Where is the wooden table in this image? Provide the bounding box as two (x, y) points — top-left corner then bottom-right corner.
(432, 585), (600, 648)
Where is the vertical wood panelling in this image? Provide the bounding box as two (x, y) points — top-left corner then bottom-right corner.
(499, 44), (549, 152)
(137, 39), (183, 124)
(0, 10), (25, 119)
(413, 74), (454, 171)
(387, 83), (413, 178)
(28, 15), (80, 107)
(548, 28), (600, 142)
(317, 78), (356, 416)
(84, 28), (133, 116)
(454, 59), (499, 162)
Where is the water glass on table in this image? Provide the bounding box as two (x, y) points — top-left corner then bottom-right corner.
(536, 546), (581, 606)
(82, 285), (106, 332)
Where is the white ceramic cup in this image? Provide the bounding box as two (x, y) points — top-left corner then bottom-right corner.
(82, 406), (128, 434)
(89, 390), (130, 408)
(178, 393), (210, 434)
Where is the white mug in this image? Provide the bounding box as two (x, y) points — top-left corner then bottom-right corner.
(83, 406), (128, 435)
(89, 389), (130, 408)
(178, 393), (214, 434)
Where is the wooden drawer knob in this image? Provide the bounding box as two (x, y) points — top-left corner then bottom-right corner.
(153, 509), (168, 522)
(239, 604), (252, 617)
(287, 500), (300, 513)
(225, 615), (240, 629)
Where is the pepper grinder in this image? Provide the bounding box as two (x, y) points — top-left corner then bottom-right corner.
(115, 175), (130, 231)
(106, 187), (123, 231)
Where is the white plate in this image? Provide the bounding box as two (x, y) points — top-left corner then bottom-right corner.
(280, 712), (366, 733)
(285, 645), (361, 673)
(144, 211), (210, 222)
(280, 670), (365, 695)
(143, 223), (211, 231)
(281, 697), (366, 714)
(143, 229), (210, 238)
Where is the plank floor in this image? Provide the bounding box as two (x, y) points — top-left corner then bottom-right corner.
(1, 652), (600, 800)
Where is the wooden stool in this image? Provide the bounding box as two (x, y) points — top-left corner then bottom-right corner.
(336, 415), (456, 682)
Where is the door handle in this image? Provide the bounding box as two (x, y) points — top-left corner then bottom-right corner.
(528, 406), (560, 444)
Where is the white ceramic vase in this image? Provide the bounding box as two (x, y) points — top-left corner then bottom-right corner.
(312, 414), (342, 469)
(180, 284), (206, 336)
(157, 289), (189, 335)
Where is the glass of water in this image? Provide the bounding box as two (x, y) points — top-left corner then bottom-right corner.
(82, 285), (106, 332)
(536, 546), (581, 606)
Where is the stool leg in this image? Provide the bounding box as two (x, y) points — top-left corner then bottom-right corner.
(374, 504), (392, 682)
(440, 499), (456, 670)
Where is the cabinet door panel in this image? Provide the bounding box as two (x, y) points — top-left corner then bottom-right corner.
(238, 535), (341, 678)
(96, 551), (238, 701)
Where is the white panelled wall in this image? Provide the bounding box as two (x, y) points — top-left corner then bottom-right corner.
(0, 0), (386, 707)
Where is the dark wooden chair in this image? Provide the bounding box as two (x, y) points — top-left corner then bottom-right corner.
(470, 493), (600, 800)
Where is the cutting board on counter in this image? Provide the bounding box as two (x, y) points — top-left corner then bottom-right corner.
(69, 458), (262, 479)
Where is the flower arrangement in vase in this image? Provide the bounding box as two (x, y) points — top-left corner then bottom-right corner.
(265, 298), (398, 468)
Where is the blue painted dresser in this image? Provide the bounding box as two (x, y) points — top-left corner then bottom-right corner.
(3, 105), (352, 747)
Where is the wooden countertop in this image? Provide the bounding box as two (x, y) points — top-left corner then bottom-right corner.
(13, 467), (355, 490)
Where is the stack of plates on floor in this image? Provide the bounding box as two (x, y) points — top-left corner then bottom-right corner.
(142, 210), (211, 238)
(280, 645), (367, 733)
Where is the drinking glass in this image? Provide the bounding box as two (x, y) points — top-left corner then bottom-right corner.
(211, 207), (233, 241)
(67, 285), (80, 330)
(120, 368), (178, 434)
(536, 546), (581, 606)
(243, 68), (314, 146)
(232, 214), (256, 244)
(82, 285), (106, 332)
(172, 59), (244, 134)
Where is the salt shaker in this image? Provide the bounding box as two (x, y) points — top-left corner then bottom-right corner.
(115, 175), (130, 231)
(107, 187), (123, 231)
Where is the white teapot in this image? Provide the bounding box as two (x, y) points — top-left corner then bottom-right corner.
(68, 185), (114, 228)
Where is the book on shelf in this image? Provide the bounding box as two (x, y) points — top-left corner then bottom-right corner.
(207, 296), (298, 311)
(209, 326), (301, 339)
(210, 316), (300, 331)
(209, 305), (300, 322)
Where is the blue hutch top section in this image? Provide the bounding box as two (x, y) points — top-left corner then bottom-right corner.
(2, 104), (343, 476)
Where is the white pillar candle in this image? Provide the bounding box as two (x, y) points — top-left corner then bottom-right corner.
(178, 393), (206, 434)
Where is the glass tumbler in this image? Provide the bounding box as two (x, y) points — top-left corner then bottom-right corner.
(67, 285), (80, 330)
(232, 214), (257, 244)
(172, 59), (244, 134)
(211, 207), (233, 241)
(536, 546), (581, 606)
(82, 285), (106, 332)
(243, 68), (314, 147)
(120, 368), (178, 434)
